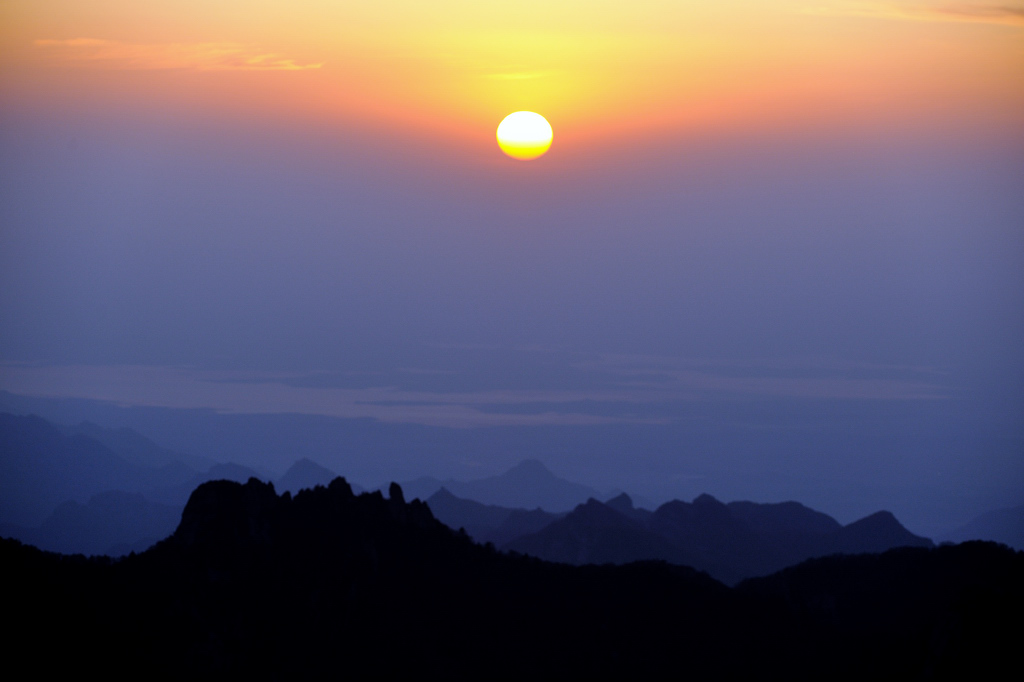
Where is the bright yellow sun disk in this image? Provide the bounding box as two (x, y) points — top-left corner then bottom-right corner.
(496, 111), (553, 160)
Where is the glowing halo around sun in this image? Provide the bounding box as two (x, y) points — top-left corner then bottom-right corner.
(496, 111), (553, 160)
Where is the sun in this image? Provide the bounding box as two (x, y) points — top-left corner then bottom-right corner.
(496, 112), (553, 161)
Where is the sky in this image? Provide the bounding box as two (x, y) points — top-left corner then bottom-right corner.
(1, 1), (1022, 531)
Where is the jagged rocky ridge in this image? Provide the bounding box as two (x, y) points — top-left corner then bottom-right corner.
(4, 477), (1020, 679)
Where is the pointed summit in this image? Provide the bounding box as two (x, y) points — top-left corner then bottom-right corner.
(693, 493), (725, 508)
(430, 486), (459, 503)
(508, 459), (551, 475)
(504, 497), (683, 565)
(277, 458), (340, 495)
(605, 492), (653, 524)
(448, 459), (599, 511)
(606, 492), (635, 513)
(394, 460), (597, 512)
(831, 510), (934, 554)
(497, 459), (557, 486)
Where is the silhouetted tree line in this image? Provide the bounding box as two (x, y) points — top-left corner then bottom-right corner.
(3, 477), (1020, 679)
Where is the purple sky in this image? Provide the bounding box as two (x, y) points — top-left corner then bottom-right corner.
(2, 92), (1022, 535)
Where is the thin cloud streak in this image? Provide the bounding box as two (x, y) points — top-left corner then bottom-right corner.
(581, 353), (949, 401)
(0, 364), (654, 428)
(484, 71), (548, 80)
(33, 38), (324, 71)
(804, 1), (1024, 26)
(0, 358), (948, 429)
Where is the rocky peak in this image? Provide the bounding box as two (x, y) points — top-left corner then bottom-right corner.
(173, 477), (280, 549)
(606, 492), (635, 513)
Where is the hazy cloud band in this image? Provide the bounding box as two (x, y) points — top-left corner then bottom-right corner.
(34, 38), (324, 71)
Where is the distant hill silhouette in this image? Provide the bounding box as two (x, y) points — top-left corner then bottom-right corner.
(277, 457), (353, 495)
(505, 493), (933, 584)
(0, 411), (277, 554)
(399, 459), (600, 511)
(727, 499), (841, 535)
(605, 492), (654, 524)
(3, 476), (1019, 679)
(21, 490), (180, 556)
(2, 410), (937, 578)
(425, 487), (562, 546)
(507, 497), (686, 566)
(826, 510), (930, 554)
(941, 504), (1024, 550)
(424, 486), (934, 584)
(137, 461), (270, 509)
(61, 420), (212, 471)
(0, 412), (157, 525)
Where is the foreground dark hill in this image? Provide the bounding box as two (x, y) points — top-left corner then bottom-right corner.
(5, 477), (1020, 679)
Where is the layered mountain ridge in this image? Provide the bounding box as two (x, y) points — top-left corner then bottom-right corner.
(502, 492), (933, 584)
(4, 476), (1019, 679)
(2, 410), (1016, 566)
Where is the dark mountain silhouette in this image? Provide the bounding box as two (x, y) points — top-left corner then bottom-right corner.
(399, 458), (600, 511)
(0, 457), (268, 556)
(825, 510), (932, 555)
(19, 490), (180, 556)
(61, 420), (212, 471)
(425, 487), (561, 545)
(941, 504), (1024, 550)
(604, 487), (656, 510)
(735, 540), (1023, 679)
(503, 494), (934, 584)
(276, 457), (356, 495)
(427, 486), (514, 529)
(1, 408), (936, 579)
(392, 473), (446, 501)
(0, 411), (218, 523)
(0, 412), (281, 553)
(490, 506), (566, 546)
(653, 493), (759, 545)
(506, 497), (686, 565)
(3, 476), (1019, 679)
(425, 485), (934, 584)
(0, 412), (154, 525)
(142, 461), (270, 508)
(605, 492), (654, 524)
(457, 458), (599, 510)
(727, 499), (841, 536)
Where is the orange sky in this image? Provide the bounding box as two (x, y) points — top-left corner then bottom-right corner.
(2, 0), (1022, 155)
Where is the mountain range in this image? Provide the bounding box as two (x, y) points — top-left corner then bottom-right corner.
(393, 458), (600, 511)
(4, 476), (1019, 679)
(0, 413), (332, 554)
(503, 493), (932, 584)
(2, 410), (1019, 565)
